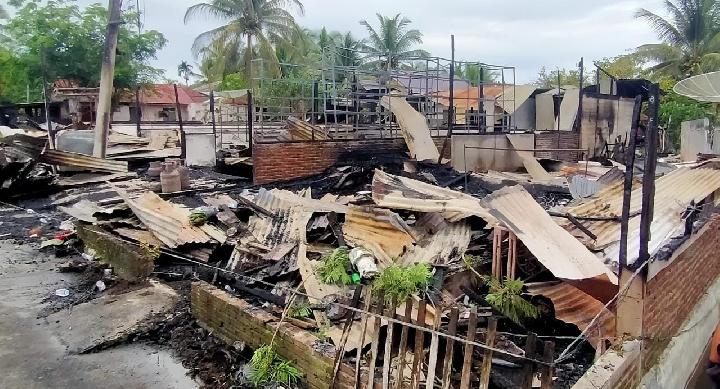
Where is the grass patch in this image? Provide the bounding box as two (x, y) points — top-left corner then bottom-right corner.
(372, 263), (432, 306)
(316, 246), (352, 285)
(250, 345), (303, 387)
(288, 300), (312, 319)
(485, 277), (538, 324)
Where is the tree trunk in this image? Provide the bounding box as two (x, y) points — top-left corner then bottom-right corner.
(93, 0), (123, 158)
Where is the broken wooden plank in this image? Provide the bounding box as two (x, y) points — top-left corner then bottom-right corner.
(479, 317), (498, 389)
(440, 307), (459, 389)
(367, 294), (385, 389)
(409, 300), (427, 388)
(425, 310), (442, 389)
(382, 305), (395, 389)
(355, 291), (373, 388)
(379, 95), (440, 162)
(394, 298), (413, 388)
(459, 307), (478, 389)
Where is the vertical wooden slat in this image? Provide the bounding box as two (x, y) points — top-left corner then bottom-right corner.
(492, 228), (500, 278)
(507, 232), (517, 279)
(409, 301), (427, 388)
(540, 341), (555, 389)
(355, 290), (373, 388)
(459, 307), (478, 389)
(394, 298), (414, 388)
(479, 317), (498, 389)
(367, 294), (386, 389)
(424, 311), (442, 389)
(382, 306), (396, 389)
(520, 332), (538, 389)
(332, 285), (364, 387)
(440, 307), (460, 389)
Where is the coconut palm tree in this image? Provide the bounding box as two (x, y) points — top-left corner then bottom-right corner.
(359, 13), (428, 70)
(635, 0), (720, 79)
(334, 31), (362, 67)
(184, 0), (304, 81)
(177, 61), (196, 85)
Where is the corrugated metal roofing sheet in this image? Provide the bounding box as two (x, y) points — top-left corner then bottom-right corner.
(42, 150), (129, 173)
(561, 166), (720, 266)
(372, 170), (496, 223)
(117, 190), (215, 248)
(343, 206), (417, 266)
(526, 281), (615, 347)
(484, 185), (618, 302)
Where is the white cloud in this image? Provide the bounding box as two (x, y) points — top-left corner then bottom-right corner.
(75, 0), (665, 83)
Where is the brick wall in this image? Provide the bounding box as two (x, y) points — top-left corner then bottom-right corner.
(191, 282), (358, 388)
(253, 137), (451, 185)
(535, 131), (581, 161)
(642, 215), (720, 366)
(575, 216), (720, 389)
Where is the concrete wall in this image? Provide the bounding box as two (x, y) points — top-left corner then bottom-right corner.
(579, 95), (635, 156)
(112, 105), (131, 122)
(511, 97), (536, 130)
(451, 133), (534, 172)
(680, 118), (712, 162)
(185, 130), (216, 166)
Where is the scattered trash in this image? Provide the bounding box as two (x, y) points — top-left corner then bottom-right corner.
(55, 288), (70, 297)
(95, 280), (106, 292)
(40, 239), (65, 248)
(59, 219), (75, 232)
(81, 252), (95, 261)
(349, 247), (378, 278)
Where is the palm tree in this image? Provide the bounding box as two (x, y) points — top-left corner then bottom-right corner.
(178, 61), (196, 85)
(635, 0), (720, 79)
(359, 13), (428, 70)
(334, 32), (362, 67)
(184, 0), (304, 81)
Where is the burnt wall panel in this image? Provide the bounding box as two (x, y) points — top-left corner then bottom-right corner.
(535, 131), (581, 161)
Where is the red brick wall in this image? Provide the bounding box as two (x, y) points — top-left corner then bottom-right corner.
(253, 137), (451, 185)
(253, 139), (407, 184)
(535, 131), (581, 161)
(642, 214), (720, 366)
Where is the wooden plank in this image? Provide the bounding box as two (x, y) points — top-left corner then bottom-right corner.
(367, 294), (386, 389)
(382, 306), (396, 389)
(409, 301), (427, 388)
(459, 307), (478, 389)
(520, 332), (538, 389)
(424, 311), (442, 389)
(479, 317), (498, 389)
(355, 291), (373, 388)
(331, 285), (364, 387)
(507, 232), (517, 279)
(394, 298), (413, 388)
(540, 341), (555, 389)
(440, 307), (460, 389)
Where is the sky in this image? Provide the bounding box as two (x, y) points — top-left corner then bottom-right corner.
(75, 0), (665, 84)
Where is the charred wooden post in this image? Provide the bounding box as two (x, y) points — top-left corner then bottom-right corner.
(247, 90), (254, 156)
(367, 293), (385, 389)
(173, 84), (186, 160)
(521, 332), (538, 389)
(639, 83), (660, 265)
(381, 305), (395, 389)
(425, 309), (442, 389)
(539, 341), (555, 389)
(618, 95), (643, 268)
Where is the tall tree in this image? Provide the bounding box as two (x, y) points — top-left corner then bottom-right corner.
(184, 0), (304, 81)
(334, 32), (362, 67)
(359, 13), (428, 70)
(455, 64), (498, 86)
(534, 67), (590, 88)
(635, 0), (720, 79)
(177, 60), (195, 85)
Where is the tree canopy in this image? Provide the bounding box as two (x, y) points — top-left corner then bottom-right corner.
(359, 13), (429, 69)
(0, 0), (166, 103)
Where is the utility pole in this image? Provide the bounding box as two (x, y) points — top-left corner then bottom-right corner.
(93, 0), (123, 158)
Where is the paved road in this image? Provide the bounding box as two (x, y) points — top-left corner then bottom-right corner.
(0, 240), (197, 389)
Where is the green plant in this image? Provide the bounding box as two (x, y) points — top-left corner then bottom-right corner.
(250, 345), (302, 387)
(372, 263), (432, 306)
(485, 277), (538, 324)
(289, 300), (312, 319)
(316, 246), (352, 285)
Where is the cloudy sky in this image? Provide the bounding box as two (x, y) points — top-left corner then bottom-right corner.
(79, 0), (665, 83)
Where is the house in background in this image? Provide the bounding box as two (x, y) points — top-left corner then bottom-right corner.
(51, 81), (208, 123)
(114, 84), (208, 122)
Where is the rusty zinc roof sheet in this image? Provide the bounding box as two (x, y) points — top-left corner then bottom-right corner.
(484, 185), (618, 301)
(526, 281), (615, 347)
(372, 170), (496, 223)
(117, 190), (215, 248)
(343, 206), (418, 266)
(42, 149), (129, 173)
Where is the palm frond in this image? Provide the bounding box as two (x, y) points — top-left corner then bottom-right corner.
(636, 7), (688, 48)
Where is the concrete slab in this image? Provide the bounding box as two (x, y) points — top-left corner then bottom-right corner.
(46, 280), (178, 353)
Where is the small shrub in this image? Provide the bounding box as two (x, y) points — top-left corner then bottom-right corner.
(317, 246), (352, 285)
(250, 345), (302, 387)
(289, 300), (312, 319)
(485, 277), (538, 324)
(372, 263), (432, 306)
